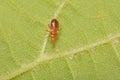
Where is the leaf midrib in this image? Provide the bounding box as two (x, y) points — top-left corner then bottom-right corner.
(1, 0), (120, 80)
(1, 0), (68, 80)
(1, 32), (120, 80)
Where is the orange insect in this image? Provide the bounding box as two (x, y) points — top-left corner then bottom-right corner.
(49, 18), (59, 43)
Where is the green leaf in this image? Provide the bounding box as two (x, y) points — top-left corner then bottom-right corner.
(0, 0), (120, 80)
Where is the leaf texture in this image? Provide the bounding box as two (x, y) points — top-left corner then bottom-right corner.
(0, 0), (120, 80)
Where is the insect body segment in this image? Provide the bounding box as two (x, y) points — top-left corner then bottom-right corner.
(49, 19), (59, 43)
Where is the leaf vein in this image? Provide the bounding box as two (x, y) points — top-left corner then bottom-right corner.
(110, 41), (120, 62)
(1, 32), (120, 80)
(65, 58), (75, 80)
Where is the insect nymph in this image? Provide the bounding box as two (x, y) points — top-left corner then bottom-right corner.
(49, 18), (59, 43)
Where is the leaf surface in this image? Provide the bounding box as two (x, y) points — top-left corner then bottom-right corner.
(0, 0), (120, 80)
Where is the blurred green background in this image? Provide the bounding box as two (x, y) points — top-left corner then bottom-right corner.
(0, 0), (120, 80)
